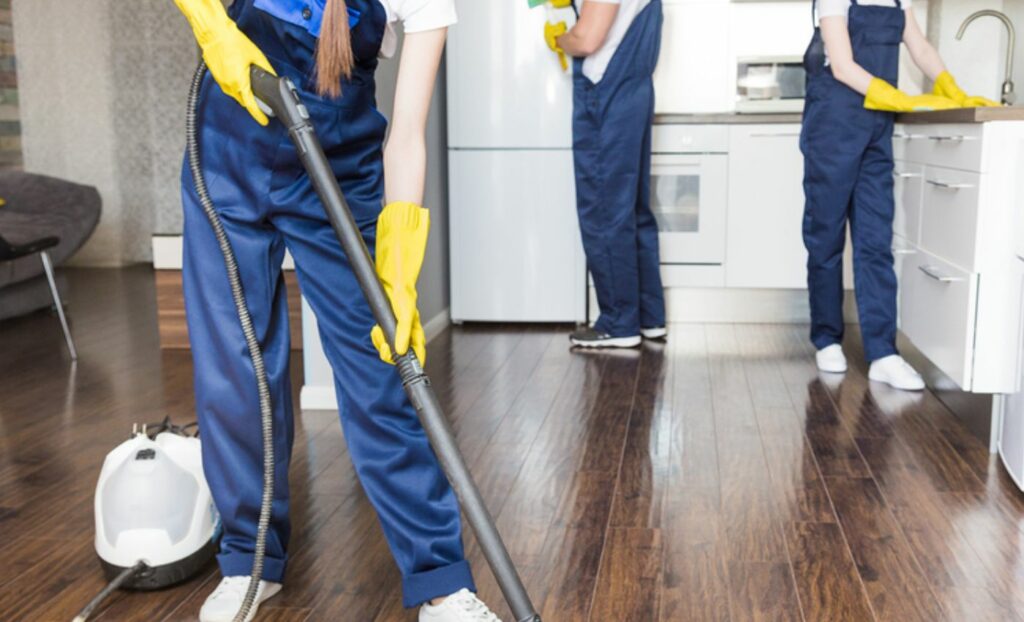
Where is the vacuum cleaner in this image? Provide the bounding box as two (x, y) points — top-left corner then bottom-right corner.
(75, 62), (541, 622)
(74, 419), (219, 622)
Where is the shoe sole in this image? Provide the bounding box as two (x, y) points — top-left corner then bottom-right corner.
(641, 327), (667, 340)
(570, 335), (642, 348)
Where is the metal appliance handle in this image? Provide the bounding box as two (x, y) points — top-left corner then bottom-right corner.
(919, 265), (964, 283)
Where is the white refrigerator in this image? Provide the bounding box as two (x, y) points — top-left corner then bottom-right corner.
(446, 0), (586, 323)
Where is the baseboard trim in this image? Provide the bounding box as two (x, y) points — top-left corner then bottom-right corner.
(423, 306), (451, 343)
(299, 385), (338, 411)
(152, 235), (295, 270)
(299, 306), (451, 411)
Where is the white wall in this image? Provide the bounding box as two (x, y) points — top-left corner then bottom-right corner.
(930, 0), (1013, 102)
(1005, 0), (1024, 92)
(14, 0), (197, 266)
(14, 1), (121, 266)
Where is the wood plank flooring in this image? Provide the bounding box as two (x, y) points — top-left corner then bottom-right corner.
(3, 266), (1024, 621)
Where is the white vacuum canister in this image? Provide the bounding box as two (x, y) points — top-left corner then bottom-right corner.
(93, 430), (219, 589)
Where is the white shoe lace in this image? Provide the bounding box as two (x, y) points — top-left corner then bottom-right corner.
(447, 589), (501, 621)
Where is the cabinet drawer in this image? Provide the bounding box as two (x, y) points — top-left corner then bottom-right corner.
(893, 161), (924, 244)
(653, 124), (730, 153)
(899, 249), (978, 390)
(919, 166), (981, 272)
(898, 124), (983, 172)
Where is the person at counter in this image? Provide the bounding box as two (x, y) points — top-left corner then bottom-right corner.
(545, 0), (666, 349)
(800, 0), (997, 389)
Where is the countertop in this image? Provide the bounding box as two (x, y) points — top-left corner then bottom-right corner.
(897, 107), (1024, 123)
(654, 113), (802, 125)
(654, 108), (1024, 125)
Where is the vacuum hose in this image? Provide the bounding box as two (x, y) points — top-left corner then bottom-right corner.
(72, 561), (149, 622)
(186, 62), (274, 622)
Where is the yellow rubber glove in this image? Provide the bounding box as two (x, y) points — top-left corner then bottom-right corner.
(545, 21), (569, 72)
(864, 78), (960, 112)
(370, 202), (430, 366)
(174, 0), (277, 125)
(551, 0), (574, 7)
(933, 71), (1001, 108)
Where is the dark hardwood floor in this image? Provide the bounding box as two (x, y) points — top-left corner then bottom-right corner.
(2, 266), (1024, 621)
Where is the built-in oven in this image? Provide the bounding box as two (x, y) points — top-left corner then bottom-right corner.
(650, 125), (729, 266)
(736, 55), (805, 113)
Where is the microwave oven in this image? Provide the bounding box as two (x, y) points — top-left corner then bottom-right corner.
(736, 56), (806, 113)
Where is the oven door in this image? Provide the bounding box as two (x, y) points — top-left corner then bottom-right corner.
(651, 154), (728, 265)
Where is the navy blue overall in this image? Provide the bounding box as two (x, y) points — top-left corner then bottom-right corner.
(180, 0), (473, 607)
(572, 0), (665, 337)
(800, 0), (905, 362)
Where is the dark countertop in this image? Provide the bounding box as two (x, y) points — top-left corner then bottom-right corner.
(896, 107), (1024, 123)
(654, 113), (802, 124)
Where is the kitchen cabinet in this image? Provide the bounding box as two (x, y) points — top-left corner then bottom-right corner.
(893, 119), (1024, 393)
(654, 2), (732, 114)
(725, 124), (807, 289)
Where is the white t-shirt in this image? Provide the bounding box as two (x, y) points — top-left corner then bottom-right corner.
(816, 0), (910, 22)
(581, 0), (652, 84)
(379, 0), (457, 58)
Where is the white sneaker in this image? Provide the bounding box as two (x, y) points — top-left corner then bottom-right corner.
(419, 588), (502, 622)
(868, 355), (925, 391)
(569, 327), (641, 349)
(199, 576), (282, 622)
(641, 326), (667, 340)
(815, 344), (848, 374)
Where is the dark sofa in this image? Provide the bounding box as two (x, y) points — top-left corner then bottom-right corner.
(0, 171), (101, 320)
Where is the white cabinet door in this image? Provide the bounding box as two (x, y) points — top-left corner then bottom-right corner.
(449, 150), (585, 322)
(899, 248), (979, 390)
(654, 2), (733, 113)
(919, 166), (982, 272)
(726, 125), (807, 289)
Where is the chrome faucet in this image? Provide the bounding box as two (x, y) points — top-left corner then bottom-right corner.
(956, 10), (1016, 105)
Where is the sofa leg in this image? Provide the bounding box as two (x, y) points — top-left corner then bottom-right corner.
(40, 251), (77, 361)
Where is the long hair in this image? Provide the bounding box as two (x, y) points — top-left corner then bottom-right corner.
(315, 0), (355, 97)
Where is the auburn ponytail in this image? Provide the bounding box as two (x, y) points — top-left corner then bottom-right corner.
(315, 0), (355, 98)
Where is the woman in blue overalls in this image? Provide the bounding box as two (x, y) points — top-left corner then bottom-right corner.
(800, 0), (995, 389)
(173, 1), (499, 620)
(546, 0), (667, 349)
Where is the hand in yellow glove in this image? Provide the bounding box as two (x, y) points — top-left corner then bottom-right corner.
(545, 21), (569, 72)
(864, 78), (960, 112)
(370, 202), (430, 365)
(174, 0), (277, 126)
(933, 71), (1001, 108)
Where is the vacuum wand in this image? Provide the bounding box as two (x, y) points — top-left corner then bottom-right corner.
(249, 67), (541, 622)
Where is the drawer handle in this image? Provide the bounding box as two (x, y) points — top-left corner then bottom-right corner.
(919, 265), (964, 283)
(893, 133), (926, 140)
(925, 179), (976, 190)
(928, 135), (974, 143)
(893, 171), (922, 179)
(892, 248), (917, 255)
